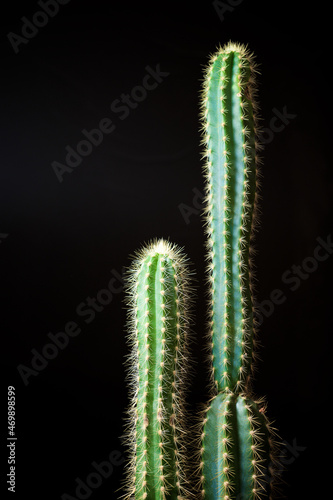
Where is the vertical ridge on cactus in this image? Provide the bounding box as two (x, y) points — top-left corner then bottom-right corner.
(121, 239), (193, 500)
(200, 41), (261, 395)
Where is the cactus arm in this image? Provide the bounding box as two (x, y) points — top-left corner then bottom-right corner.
(201, 42), (258, 393)
(122, 239), (192, 500)
(135, 253), (172, 498)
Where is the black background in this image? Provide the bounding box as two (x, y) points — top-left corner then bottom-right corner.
(1, 1), (331, 499)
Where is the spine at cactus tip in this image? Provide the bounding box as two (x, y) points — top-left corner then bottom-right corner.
(200, 41), (260, 394)
(122, 239), (193, 500)
(201, 392), (275, 500)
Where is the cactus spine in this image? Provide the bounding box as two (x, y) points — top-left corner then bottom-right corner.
(201, 42), (259, 394)
(123, 239), (192, 500)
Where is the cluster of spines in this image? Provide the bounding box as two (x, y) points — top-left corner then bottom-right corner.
(122, 239), (193, 500)
(200, 41), (261, 395)
(200, 392), (276, 500)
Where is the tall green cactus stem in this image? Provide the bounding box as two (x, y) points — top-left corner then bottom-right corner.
(200, 42), (260, 394)
(201, 392), (274, 500)
(122, 239), (192, 500)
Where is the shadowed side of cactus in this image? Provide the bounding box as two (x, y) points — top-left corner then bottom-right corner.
(121, 239), (193, 500)
(201, 392), (275, 500)
(200, 41), (261, 394)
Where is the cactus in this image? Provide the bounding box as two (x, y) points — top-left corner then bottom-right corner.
(121, 42), (279, 500)
(122, 239), (193, 500)
(200, 41), (260, 395)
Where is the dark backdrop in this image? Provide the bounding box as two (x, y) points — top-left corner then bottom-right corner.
(1, 1), (331, 499)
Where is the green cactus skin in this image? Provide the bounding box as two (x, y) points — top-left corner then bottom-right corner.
(201, 392), (274, 500)
(122, 239), (192, 500)
(200, 42), (260, 394)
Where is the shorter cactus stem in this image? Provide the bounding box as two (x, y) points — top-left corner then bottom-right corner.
(122, 239), (192, 500)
